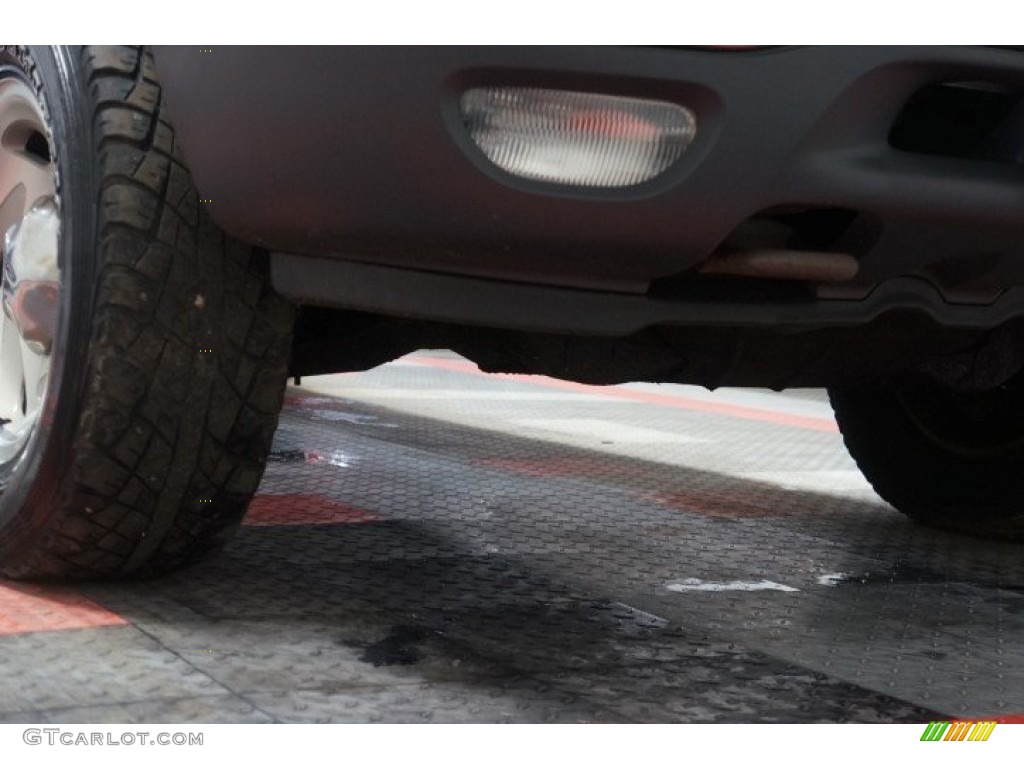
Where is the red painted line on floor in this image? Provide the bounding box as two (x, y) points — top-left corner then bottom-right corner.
(244, 493), (380, 526)
(992, 714), (1024, 723)
(0, 583), (127, 636)
(406, 354), (838, 434)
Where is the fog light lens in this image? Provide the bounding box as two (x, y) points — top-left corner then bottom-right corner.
(460, 87), (697, 188)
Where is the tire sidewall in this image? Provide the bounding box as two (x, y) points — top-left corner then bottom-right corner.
(830, 387), (1024, 534)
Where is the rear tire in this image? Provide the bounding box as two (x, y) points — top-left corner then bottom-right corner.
(829, 384), (1024, 540)
(0, 46), (294, 580)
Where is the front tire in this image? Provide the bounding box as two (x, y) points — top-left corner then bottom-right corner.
(0, 46), (294, 580)
(829, 383), (1024, 540)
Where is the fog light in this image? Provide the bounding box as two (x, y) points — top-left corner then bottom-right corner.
(460, 87), (697, 188)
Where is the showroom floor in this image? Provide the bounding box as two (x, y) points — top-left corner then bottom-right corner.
(1, 351), (1023, 723)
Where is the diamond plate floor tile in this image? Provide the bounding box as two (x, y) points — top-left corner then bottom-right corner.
(0, 695), (274, 724)
(245, 681), (623, 724)
(0, 627), (230, 714)
(3, 354), (1021, 722)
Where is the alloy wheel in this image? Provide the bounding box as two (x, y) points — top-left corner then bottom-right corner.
(0, 72), (59, 472)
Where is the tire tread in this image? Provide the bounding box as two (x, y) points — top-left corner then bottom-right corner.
(2, 46), (293, 580)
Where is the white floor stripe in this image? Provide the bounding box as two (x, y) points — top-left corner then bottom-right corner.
(666, 579), (800, 593)
(624, 382), (834, 419)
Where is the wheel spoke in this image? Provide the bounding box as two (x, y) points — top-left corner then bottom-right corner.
(18, 334), (46, 418)
(0, 76), (58, 468)
(0, 155), (26, 245)
(8, 150), (53, 208)
(0, 307), (24, 422)
(0, 148), (54, 239)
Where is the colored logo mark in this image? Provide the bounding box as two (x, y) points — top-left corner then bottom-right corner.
(921, 721), (996, 742)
